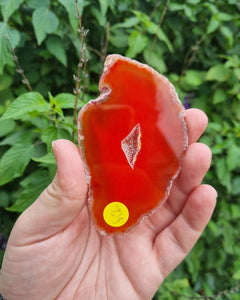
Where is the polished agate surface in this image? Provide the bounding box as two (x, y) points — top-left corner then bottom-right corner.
(78, 55), (188, 234)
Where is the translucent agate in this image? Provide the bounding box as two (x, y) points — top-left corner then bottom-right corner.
(78, 55), (188, 234)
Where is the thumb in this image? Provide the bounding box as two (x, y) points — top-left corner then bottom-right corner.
(10, 139), (88, 245)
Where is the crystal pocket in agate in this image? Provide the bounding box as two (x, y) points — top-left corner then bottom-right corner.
(78, 55), (188, 234)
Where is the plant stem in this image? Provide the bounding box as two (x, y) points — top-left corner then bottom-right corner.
(99, 21), (110, 74)
(180, 35), (206, 78)
(150, 0), (162, 21)
(101, 22), (110, 64)
(149, 0), (171, 62)
(5, 35), (33, 92)
(72, 0), (88, 142)
(87, 46), (102, 57)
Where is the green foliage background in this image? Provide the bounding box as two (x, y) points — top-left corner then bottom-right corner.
(0, 0), (240, 299)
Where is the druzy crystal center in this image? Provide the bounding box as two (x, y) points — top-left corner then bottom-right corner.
(121, 123), (142, 170)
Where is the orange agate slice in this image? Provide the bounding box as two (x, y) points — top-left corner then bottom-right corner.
(78, 55), (188, 234)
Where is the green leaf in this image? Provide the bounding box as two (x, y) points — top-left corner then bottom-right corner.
(41, 126), (71, 151)
(184, 5), (196, 22)
(1, 92), (50, 120)
(212, 89), (227, 104)
(233, 269), (240, 280)
(27, 0), (50, 8)
(232, 177), (240, 195)
(168, 3), (185, 11)
(7, 169), (51, 212)
(225, 54), (240, 68)
(32, 7), (59, 45)
(132, 10), (150, 25)
(208, 220), (221, 237)
(55, 93), (75, 109)
(180, 70), (206, 92)
(109, 28), (128, 48)
(230, 204), (240, 219)
(91, 7), (106, 27)
(32, 143), (47, 159)
(187, 0), (201, 4)
(48, 92), (64, 117)
(112, 17), (139, 29)
(32, 152), (56, 164)
(98, 0), (109, 16)
(0, 130), (24, 146)
(57, 0), (85, 31)
(0, 190), (10, 208)
(147, 22), (173, 52)
(0, 0), (24, 22)
(220, 25), (233, 47)
(207, 18), (220, 34)
(0, 119), (15, 137)
(143, 48), (167, 74)
(203, 3), (218, 14)
(184, 70), (205, 87)
(217, 12), (233, 21)
(172, 278), (190, 290)
(215, 158), (231, 192)
(0, 73), (13, 91)
(41, 126), (58, 150)
(206, 64), (229, 82)
(156, 29), (174, 53)
(0, 22), (21, 74)
(0, 132), (34, 186)
(126, 30), (148, 59)
(46, 36), (67, 66)
(233, 68), (240, 80)
(226, 144), (240, 171)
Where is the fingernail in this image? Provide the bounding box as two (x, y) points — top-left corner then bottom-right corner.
(52, 140), (58, 158)
(52, 140), (57, 149)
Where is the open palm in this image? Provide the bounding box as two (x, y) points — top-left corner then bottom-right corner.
(0, 109), (216, 300)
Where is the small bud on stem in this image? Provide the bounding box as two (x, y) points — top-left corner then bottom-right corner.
(72, 0), (89, 142)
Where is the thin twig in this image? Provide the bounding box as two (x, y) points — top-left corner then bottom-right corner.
(82, 42), (88, 103)
(99, 21), (110, 74)
(132, 0), (137, 10)
(72, 0), (88, 141)
(180, 35), (206, 78)
(141, 0), (161, 37)
(87, 45), (102, 57)
(101, 21), (110, 64)
(149, 0), (171, 62)
(5, 35), (33, 92)
(150, 0), (162, 21)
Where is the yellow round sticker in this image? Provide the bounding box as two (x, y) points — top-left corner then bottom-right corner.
(103, 202), (129, 227)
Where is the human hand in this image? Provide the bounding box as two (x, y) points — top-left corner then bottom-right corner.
(0, 108), (217, 300)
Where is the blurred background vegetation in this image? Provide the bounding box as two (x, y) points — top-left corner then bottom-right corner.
(0, 0), (240, 299)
